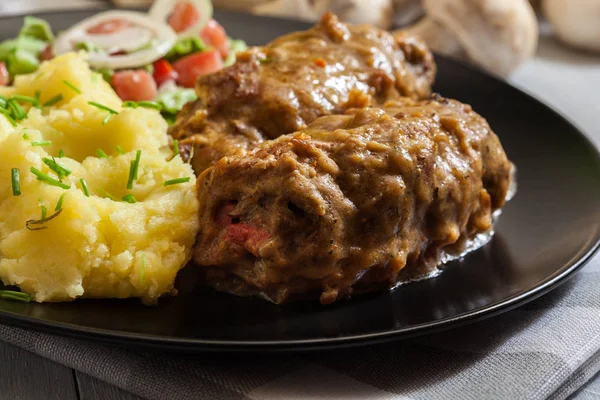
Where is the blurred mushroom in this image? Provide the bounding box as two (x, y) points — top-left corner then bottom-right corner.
(404, 0), (539, 77)
(543, 0), (600, 53)
(214, 0), (394, 29)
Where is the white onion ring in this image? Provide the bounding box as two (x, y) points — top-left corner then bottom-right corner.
(149, 0), (213, 38)
(53, 10), (177, 69)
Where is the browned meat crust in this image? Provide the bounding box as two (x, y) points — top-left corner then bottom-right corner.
(193, 96), (513, 304)
(170, 12), (436, 173)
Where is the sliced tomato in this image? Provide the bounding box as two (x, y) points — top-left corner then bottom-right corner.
(0, 62), (9, 86)
(40, 44), (54, 61)
(173, 50), (223, 88)
(152, 59), (178, 87)
(168, 1), (200, 33)
(201, 19), (229, 58)
(86, 18), (132, 35)
(112, 70), (157, 101)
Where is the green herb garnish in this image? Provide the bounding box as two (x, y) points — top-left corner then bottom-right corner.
(88, 101), (118, 114)
(115, 145), (125, 155)
(8, 99), (26, 120)
(31, 140), (51, 146)
(123, 101), (162, 111)
(42, 157), (71, 179)
(79, 178), (89, 197)
(43, 93), (63, 107)
(55, 192), (66, 211)
(88, 101), (118, 125)
(164, 177), (191, 186)
(0, 96), (7, 109)
(0, 290), (31, 303)
(11, 168), (21, 196)
(0, 109), (17, 127)
(98, 188), (117, 201)
(96, 148), (108, 158)
(12, 94), (39, 107)
(40, 204), (47, 220)
(25, 208), (62, 231)
(58, 149), (65, 158)
(172, 139), (179, 156)
(63, 80), (81, 94)
(122, 194), (137, 203)
(30, 167), (70, 189)
(127, 150), (141, 190)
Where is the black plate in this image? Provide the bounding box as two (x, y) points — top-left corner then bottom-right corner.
(0, 9), (599, 352)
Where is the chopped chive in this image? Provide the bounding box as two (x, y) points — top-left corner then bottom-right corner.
(11, 95), (39, 107)
(26, 208), (62, 231)
(140, 253), (146, 285)
(173, 139), (179, 156)
(31, 140), (52, 146)
(0, 109), (17, 127)
(22, 133), (30, 139)
(102, 113), (113, 125)
(42, 157), (71, 179)
(88, 101), (118, 115)
(11, 168), (21, 196)
(0, 290), (31, 303)
(127, 161), (135, 189)
(137, 101), (162, 110)
(55, 192), (66, 211)
(43, 94), (63, 107)
(34, 91), (41, 103)
(40, 204), (47, 220)
(8, 100), (26, 120)
(63, 80), (81, 94)
(58, 149), (65, 158)
(0, 96), (7, 109)
(79, 178), (90, 197)
(96, 148), (108, 158)
(124, 101), (162, 111)
(30, 167), (71, 189)
(164, 177), (191, 186)
(115, 145), (125, 155)
(98, 188), (117, 201)
(122, 101), (137, 109)
(122, 194), (137, 203)
(133, 151), (141, 179)
(127, 150), (141, 190)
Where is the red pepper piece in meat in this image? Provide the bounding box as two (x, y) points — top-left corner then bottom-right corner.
(226, 224), (270, 256)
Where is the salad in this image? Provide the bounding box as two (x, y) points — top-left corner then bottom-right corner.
(0, 0), (247, 123)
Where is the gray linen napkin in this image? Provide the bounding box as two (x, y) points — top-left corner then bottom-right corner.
(0, 252), (598, 400)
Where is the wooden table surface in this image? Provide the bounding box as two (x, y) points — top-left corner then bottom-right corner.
(0, 3), (599, 400)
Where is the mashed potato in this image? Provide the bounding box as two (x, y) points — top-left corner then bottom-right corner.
(0, 53), (200, 303)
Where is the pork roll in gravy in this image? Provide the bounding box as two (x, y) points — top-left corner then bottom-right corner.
(170, 12), (436, 173)
(193, 96), (513, 304)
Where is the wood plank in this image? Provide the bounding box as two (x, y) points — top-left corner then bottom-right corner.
(76, 371), (148, 400)
(0, 341), (78, 400)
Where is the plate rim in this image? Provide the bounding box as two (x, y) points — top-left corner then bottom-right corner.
(0, 8), (598, 352)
